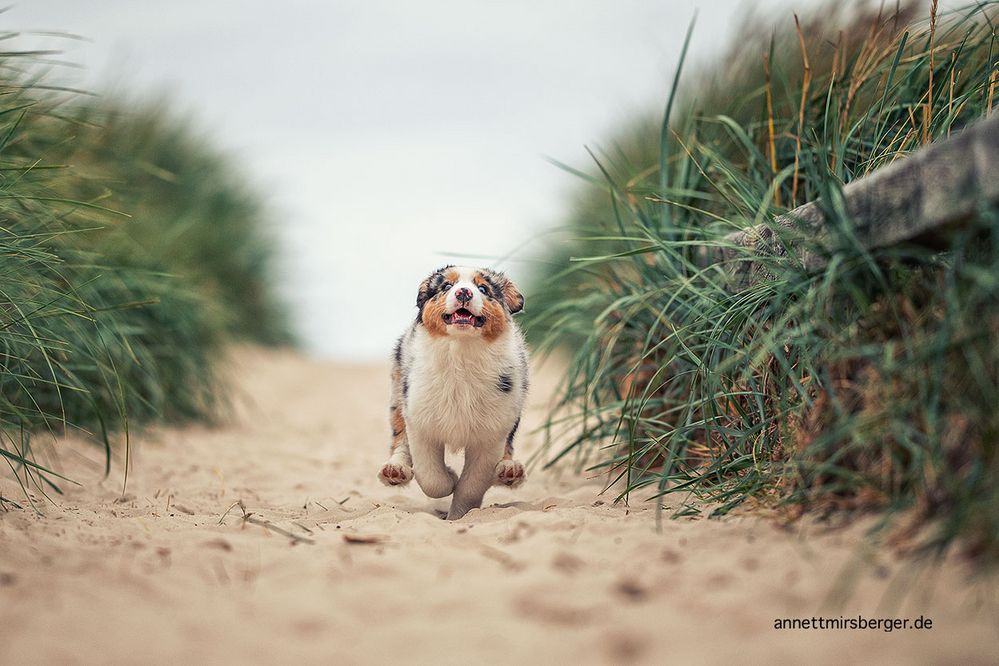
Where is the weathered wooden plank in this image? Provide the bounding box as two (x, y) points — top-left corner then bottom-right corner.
(716, 113), (999, 287)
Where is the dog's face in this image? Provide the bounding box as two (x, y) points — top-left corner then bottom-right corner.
(416, 265), (524, 340)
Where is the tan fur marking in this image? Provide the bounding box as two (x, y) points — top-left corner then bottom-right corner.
(444, 269), (460, 284)
(389, 404), (407, 455)
(390, 407), (406, 437)
(420, 293), (449, 337)
(479, 299), (508, 341)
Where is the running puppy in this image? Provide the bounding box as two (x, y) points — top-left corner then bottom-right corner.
(378, 265), (528, 520)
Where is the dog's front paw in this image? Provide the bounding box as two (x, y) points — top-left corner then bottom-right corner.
(493, 459), (526, 488)
(378, 461), (414, 486)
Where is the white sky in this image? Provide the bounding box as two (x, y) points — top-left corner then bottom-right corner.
(10, 0), (823, 360)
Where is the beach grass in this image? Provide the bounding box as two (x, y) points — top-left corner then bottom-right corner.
(0, 40), (289, 499)
(527, 0), (999, 559)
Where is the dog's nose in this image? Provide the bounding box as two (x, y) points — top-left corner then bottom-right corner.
(455, 287), (473, 304)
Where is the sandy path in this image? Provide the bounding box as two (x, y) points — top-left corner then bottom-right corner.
(1, 348), (997, 665)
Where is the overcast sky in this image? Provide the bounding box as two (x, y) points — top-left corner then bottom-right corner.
(10, 0), (821, 360)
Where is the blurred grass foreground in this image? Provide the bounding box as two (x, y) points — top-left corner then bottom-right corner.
(527, 0), (999, 559)
(0, 38), (290, 499)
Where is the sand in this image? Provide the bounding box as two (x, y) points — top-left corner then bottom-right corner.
(1, 347), (997, 665)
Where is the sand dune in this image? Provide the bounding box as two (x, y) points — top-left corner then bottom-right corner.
(1, 348), (997, 664)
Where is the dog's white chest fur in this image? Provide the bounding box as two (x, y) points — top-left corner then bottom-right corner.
(405, 328), (524, 453)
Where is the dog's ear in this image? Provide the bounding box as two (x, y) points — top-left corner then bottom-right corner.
(485, 270), (524, 314)
(416, 266), (453, 309)
(416, 274), (433, 309)
(502, 279), (525, 314)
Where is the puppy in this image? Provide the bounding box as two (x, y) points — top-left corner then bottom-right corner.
(378, 265), (528, 520)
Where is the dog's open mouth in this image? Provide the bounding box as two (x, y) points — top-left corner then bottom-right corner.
(443, 308), (486, 328)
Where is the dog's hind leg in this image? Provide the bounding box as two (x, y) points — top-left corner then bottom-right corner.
(493, 417), (526, 488)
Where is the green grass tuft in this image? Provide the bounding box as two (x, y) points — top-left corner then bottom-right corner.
(0, 39), (290, 498)
(528, 0), (999, 559)
(59, 99), (294, 346)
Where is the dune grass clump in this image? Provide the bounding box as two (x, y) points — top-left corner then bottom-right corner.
(0, 47), (288, 499)
(60, 100), (293, 345)
(528, 0), (999, 558)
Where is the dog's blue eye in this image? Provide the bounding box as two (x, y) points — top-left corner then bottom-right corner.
(477, 285), (488, 295)
(441, 282), (452, 291)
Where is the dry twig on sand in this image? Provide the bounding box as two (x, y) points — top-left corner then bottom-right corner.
(218, 499), (315, 546)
